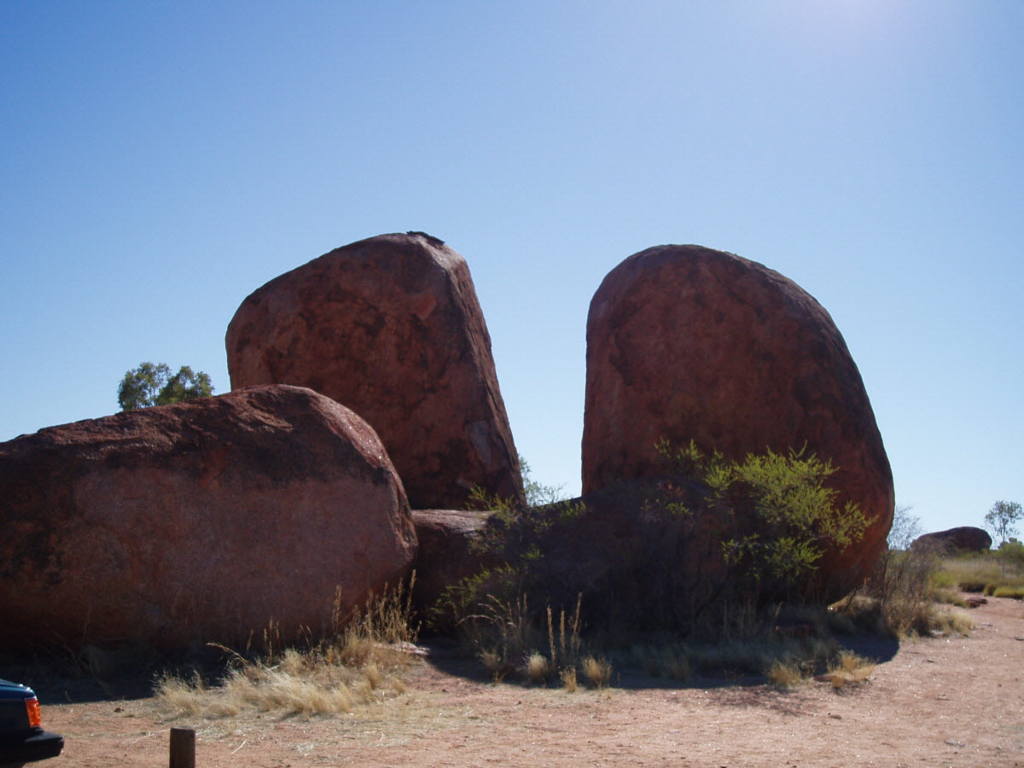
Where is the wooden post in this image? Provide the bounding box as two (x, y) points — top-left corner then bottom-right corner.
(169, 727), (195, 768)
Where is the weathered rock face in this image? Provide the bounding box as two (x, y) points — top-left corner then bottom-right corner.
(583, 245), (894, 595)
(0, 385), (417, 653)
(913, 527), (992, 554)
(410, 509), (496, 627)
(226, 232), (522, 510)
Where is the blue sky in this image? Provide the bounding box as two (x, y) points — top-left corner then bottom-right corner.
(2, 1), (1021, 536)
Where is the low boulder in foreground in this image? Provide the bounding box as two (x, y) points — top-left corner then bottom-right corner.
(0, 385), (417, 654)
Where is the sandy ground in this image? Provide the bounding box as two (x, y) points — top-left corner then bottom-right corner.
(30, 596), (1024, 767)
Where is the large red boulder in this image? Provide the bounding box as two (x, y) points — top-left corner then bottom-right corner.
(582, 245), (893, 595)
(226, 232), (522, 510)
(0, 385), (417, 654)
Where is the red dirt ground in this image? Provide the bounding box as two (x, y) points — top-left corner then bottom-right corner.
(32, 596), (1024, 766)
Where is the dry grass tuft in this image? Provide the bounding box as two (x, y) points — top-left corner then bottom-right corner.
(525, 652), (551, 684)
(156, 651), (385, 719)
(479, 649), (511, 683)
(841, 590), (973, 640)
(220, 663), (357, 715)
(766, 660), (806, 689)
(459, 593), (587, 686)
(822, 650), (875, 690)
(156, 578), (419, 719)
(931, 606), (976, 636)
(582, 656), (612, 689)
(560, 667), (578, 692)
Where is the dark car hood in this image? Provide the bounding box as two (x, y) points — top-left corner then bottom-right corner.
(0, 680), (33, 699)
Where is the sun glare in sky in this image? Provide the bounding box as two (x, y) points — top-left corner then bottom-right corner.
(1, 1), (1021, 534)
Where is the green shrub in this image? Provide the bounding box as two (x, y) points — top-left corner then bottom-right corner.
(696, 444), (869, 604)
(440, 444), (872, 682)
(448, 444), (868, 640)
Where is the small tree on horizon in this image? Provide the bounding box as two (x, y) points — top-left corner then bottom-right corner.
(984, 500), (1023, 546)
(117, 362), (214, 410)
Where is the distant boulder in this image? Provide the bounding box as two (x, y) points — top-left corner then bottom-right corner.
(0, 385), (417, 654)
(913, 527), (992, 554)
(226, 232), (523, 510)
(582, 245), (894, 597)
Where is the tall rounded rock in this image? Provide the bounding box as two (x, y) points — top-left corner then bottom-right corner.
(0, 385), (417, 653)
(226, 232), (522, 510)
(583, 245), (893, 593)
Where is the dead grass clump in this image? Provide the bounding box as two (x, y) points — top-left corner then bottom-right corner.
(547, 598), (584, 673)
(560, 667), (578, 692)
(582, 656), (612, 688)
(467, 594), (535, 683)
(155, 651), (385, 719)
(156, 578), (419, 719)
(479, 649), (512, 683)
(908, 602), (974, 637)
(462, 593), (588, 686)
(155, 672), (238, 718)
(840, 588), (972, 640)
(694, 633), (833, 680)
(220, 662), (357, 715)
(932, 606), (976, 636)
(525, 652), (551, 684)
(766, 660), (806, 689)
(822, 650), (875, 690)
(335, 577), (420, 665)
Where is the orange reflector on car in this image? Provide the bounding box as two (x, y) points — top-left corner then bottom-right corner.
(26, 697), (42, 728)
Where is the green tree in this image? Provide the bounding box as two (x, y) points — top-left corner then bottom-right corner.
(117, 362), (214, 410)
(519, 454), (567, 507)
(985, 500), (1023, 546)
